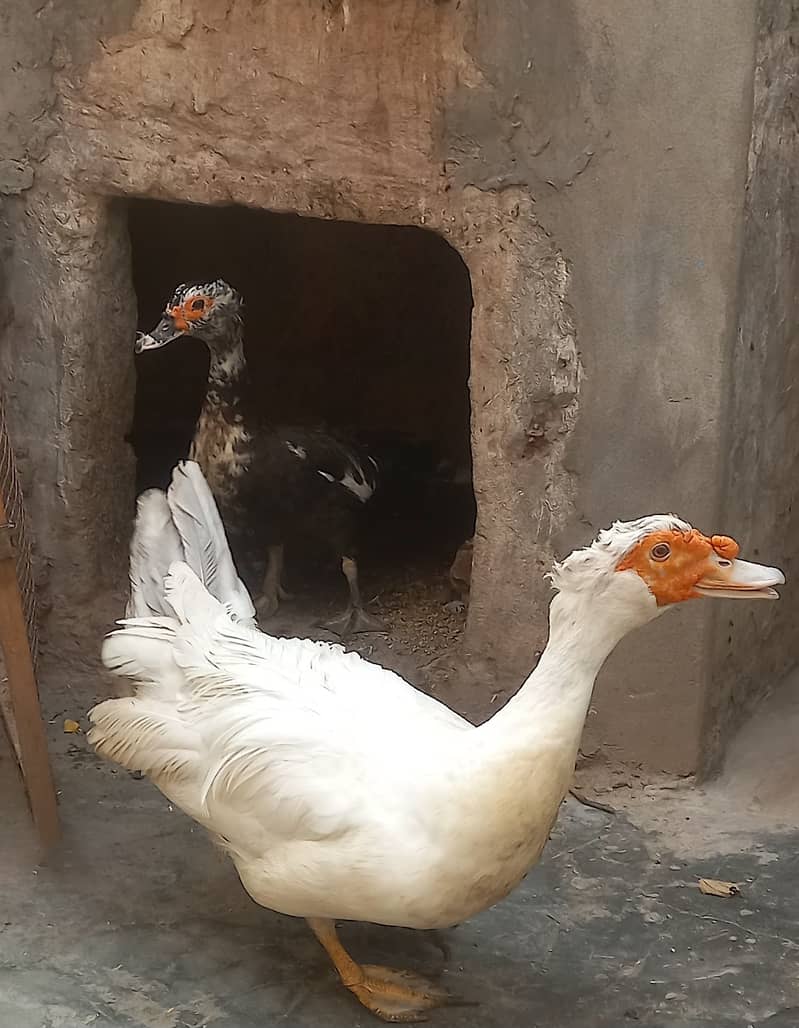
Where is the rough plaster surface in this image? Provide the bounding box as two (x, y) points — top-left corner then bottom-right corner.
(0, 0), (791, 770)
(0, 0), (139, 616)
(0, 193), (137, 614)
(704, 0), (799, 772)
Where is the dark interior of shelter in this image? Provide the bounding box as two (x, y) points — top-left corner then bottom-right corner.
(127, 199), (476, 612)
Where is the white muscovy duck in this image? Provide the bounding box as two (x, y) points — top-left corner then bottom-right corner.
(88, 462), (785, 1022)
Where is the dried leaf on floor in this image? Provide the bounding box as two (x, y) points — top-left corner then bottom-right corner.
(698, 877), (740, 897)
(63, 718), (81, 734)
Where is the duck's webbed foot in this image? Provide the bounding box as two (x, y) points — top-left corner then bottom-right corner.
(254, 544), (287, 619)
(319, 555), (385, 638)
(307, 918), (474, 1024)
(320, 604), (385, 639)
(348, 965), (466, 1023)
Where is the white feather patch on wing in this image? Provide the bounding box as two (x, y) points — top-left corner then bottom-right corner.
(88, 696), (201, 784)
(91, 561), (471, 852)
(167, 461), (256, 625)
(126, 491), (184, 618)
(101, 616), (187, 704)
(285, 441), (307, 459)
(340, 458), (375, 503)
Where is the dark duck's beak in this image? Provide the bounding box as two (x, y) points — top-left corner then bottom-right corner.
(135, 314), (187, 354)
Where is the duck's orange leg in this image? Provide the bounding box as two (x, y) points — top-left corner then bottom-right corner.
(306, 917), (470, 1023)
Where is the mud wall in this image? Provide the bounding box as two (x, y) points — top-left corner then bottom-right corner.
(0, 1), (578, 703)
(0, 1), (139, 624)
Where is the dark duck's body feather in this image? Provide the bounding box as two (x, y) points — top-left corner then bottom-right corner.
(135, 279), (382, 635)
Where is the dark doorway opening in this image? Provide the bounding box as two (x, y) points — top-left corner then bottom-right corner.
(127, 199), (475, 640)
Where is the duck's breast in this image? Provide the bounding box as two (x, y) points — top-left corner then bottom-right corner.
(191, 406), (252, 502)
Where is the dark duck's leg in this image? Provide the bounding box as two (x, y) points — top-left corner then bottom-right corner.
(320, 554), (385, 638)
(254, 543), (292, 618)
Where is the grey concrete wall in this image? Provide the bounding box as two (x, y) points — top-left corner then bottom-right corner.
(445, 1), (759, 771)
(705, 0), (799, 773)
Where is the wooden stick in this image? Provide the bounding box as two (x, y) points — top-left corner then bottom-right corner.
(0, 498), (59, 849)
(569, 788), (616, 815)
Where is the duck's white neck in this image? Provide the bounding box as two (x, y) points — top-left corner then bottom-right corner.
(444, 583), (658, 913)
(483, 582), (657, 758)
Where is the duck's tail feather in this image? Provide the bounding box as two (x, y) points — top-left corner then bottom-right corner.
(166, 461), (255, 625)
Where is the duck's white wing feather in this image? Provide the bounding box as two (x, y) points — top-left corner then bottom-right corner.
(166, 461), (255, 625)
(126, 491), (184, 618)
(126, 461), (254, 625)
(91, 564), (470, 849)
(101, 616), (190, 705)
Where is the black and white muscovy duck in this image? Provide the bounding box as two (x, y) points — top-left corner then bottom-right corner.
(134, 278), (382, 637)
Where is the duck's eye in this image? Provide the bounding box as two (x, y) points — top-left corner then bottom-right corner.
(651, 542), (671, 562)
(190, 298), (206, 312)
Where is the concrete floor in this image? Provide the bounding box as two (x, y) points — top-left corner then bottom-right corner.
(3, 670), (799, 1028)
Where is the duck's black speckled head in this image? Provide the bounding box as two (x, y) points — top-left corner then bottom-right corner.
(135, 280), (244, 356)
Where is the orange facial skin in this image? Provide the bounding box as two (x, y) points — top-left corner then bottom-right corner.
(167, 295), (213, 333)
(616, 529), (741, 606)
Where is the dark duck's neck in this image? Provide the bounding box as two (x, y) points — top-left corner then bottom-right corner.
(189, 318), (254, 497)
(204, 319), (250, 415)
